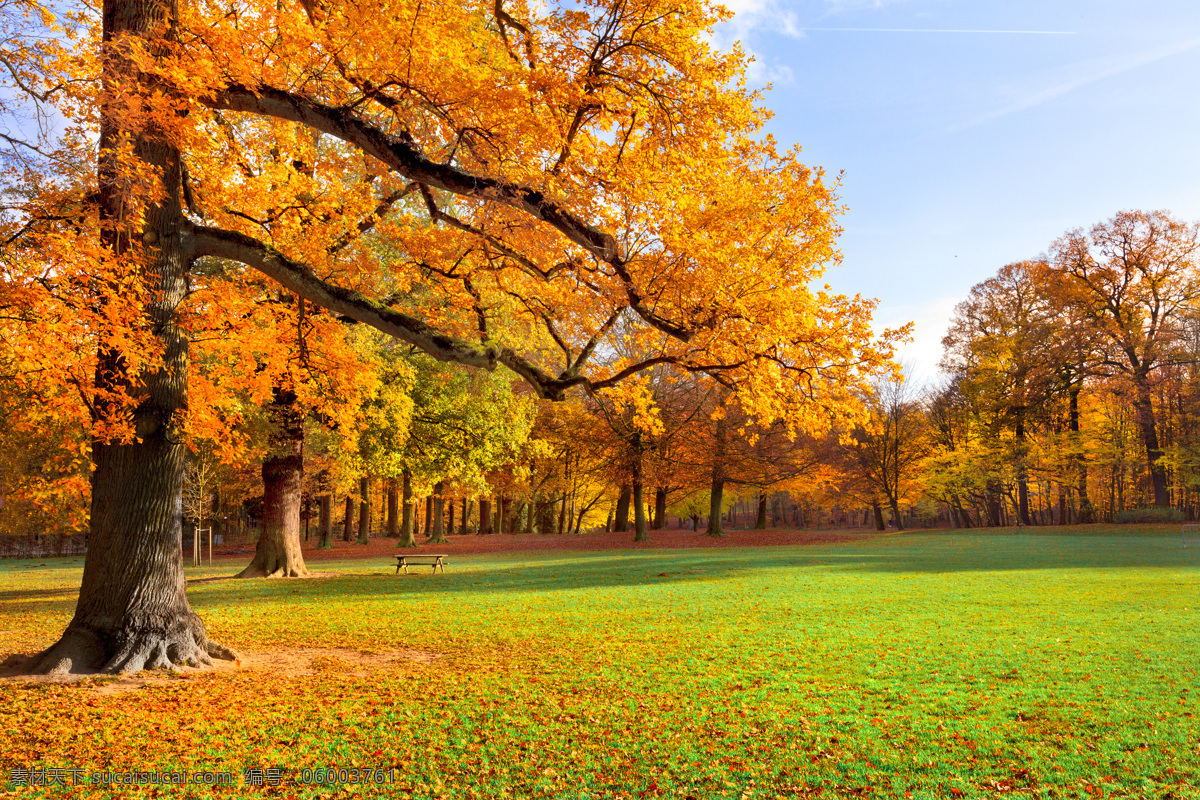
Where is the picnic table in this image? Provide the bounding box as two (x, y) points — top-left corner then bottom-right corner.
(392, 554), (448, 574)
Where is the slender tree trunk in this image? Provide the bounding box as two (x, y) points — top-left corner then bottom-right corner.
(447, 498), (455, 535)
(340, 495), (353, 541)
(428, 482), (447, 543)
(356, 476), (371, 544)
(399, 469), (417, 547)
(632, 435), (649, 542)
(27, 0), (237, 674)
(614, 486), (631, 532)
(237, 387), (308, 578)
(706, 412), (727, 537)
(1013, 405), (1033, 525)
(386, 479), (399, 538)
(653, 487), (667, 530)
(1068, 385), (1094, 523)
(317, 494), (332, 548)
(754, 492), (768, 530)
(500, 496), (513, 534)
(478, 499), (493, 534)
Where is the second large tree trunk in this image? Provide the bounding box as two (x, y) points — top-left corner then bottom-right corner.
(237, 387), (308, 578)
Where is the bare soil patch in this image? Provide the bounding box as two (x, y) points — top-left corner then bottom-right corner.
(0, 647), (441, 694)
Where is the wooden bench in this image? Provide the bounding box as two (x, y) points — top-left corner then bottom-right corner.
(392, 554), (448, 574)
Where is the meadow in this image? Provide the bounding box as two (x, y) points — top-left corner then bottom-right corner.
(2, 530), (1199, 799)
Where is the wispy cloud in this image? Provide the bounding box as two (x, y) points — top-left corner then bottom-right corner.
(965, 36), (1200, 128)
(800, 27), (1075, 35)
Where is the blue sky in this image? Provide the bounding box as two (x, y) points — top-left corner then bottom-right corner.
(715, 0), (1200, 381)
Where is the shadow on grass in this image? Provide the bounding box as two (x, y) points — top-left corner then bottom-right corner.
(171, 533), (1200, 609)
(3, 534), (1198, 612)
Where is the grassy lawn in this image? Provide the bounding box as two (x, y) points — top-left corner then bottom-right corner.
(2, 531), (1199, 798)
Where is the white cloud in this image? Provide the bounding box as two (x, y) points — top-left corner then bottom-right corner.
(873, 296), (959, 383)
(713, 0), (804, 48)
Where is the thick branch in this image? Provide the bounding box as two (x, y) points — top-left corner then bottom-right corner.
(205, 84), (693, 341)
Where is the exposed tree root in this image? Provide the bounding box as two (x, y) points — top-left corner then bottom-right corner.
(24, 614), (238, 676)
(235, 549), (308, 579)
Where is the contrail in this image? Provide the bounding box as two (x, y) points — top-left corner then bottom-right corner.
(801, 27), (1076, 35)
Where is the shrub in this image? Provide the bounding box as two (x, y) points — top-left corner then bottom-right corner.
(1113, 507), (1185, 524)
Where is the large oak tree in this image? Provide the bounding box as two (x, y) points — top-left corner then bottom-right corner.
(1, 0), (898, 673)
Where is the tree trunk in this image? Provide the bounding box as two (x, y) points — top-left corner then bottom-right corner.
(447, 497), (455, 535)
(428, 482), (448, 543)
(632, 435), (649, 542)
(460, 497), (471, 535)
(614, 486), (631, 532)
(27, 0), (237, 674)
(706, 411), (727, 537)
(399, 469), (417, 547)
(1014, 410), (1033, 526)
(501, 496), (513, 534)
(342, 495), (355, 542)
(889, 496), (905, 532)
(556, 493), (568, 535)
(356, 476), (371, 544)
(1069, 385), (1095, 523)
(754, 492), (768, 530)
(424, 493), (434, 538)
(478, 499), (493, 534)
(237, 387), (307, 578)
(317, 493), (332, 549)
(1133, 379), (1170, 507)
(872, 502), (886, 531)
(386, 479), (399, 538)
(653, 487), (667, 530)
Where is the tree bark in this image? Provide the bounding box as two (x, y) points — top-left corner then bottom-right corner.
(614, 486), (631, 532)
(501, 496), (513, 534)
(386, 478), (399, 538)
(342, 495), (355, 542)
(1133, 379), (1170, 507)
(428, 482), (448, 543)
(632, 435), (649, 542)
(754, 492), (768, 530)
(237, 386), (308, 578)
(872, 502), (886, 531)
(399, 469), (417, 547)
(356, 476), (371, 544)
(706, 411), (727, 537)
(317, 493), (332, 548)
(653, 487), (667, 530)
(478, 499), (493, 534)
(27, 0), (237, 674)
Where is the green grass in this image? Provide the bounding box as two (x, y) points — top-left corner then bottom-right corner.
(3, 532), (1200, 798)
